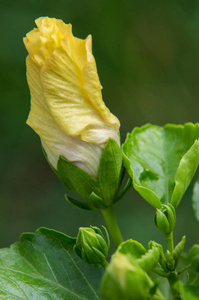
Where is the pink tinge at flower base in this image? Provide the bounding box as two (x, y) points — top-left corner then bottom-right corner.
(24, 17), (120, 178)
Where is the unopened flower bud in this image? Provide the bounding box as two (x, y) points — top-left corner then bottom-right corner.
(154, 204), (176, 235)
(24, 17), (123, 211)
(166, 250), (175, 271)
(101, 252), (151, 300)
(24, 17), (120, 179)
(189, 243), (199, 272)
(74, 226), (109, 265)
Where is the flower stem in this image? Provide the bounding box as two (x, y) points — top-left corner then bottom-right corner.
(101, 206), (123, 248)
(101, 259), (109, 269)
(177, 264), (191, 276)
(153, 268), (169, 278)
(165, 232), (174, 253)
(167, 272), (184, 299)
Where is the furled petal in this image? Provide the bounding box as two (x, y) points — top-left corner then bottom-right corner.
(40, 34), (120, 140)
(24, 17), (121, 178)
(26, 56), (102, 178)
(24, 17), (70, 67)
(82, 36), (119, 129)
(81, 125), (120, 148)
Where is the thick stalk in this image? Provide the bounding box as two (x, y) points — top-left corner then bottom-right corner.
(165, 232), (174, 253)
(101, 206), (123, 248)
(101, 260), (109, 269)
(167, 272), (184, 299)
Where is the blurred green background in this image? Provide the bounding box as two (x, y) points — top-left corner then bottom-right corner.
(1, 0), (199, 252)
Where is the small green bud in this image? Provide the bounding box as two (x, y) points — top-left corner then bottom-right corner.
(74, 226), (109, 265)
(101, 252), (151, 300)
(154, 204), (176, 235)
(173, 236), (186, 267)
(148, 241), (165, 262)
(166, 250), (175, 271)
(188, 243), (199, 272)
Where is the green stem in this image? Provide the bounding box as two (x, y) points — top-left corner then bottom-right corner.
(177, 264), (191, 276)
(165, 232), (174, 253)
(167, 272), (184, 299)
(101, 259), (109, 269)
(101, 206), (123, 248)
(153, 268), (169, 278)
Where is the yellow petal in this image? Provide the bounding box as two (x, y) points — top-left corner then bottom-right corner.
(40, 34), (120, 141)
(24, 17), (121, 177)
(82, 36), (120, 130)
(26, 56), (102, 177)
(81, 125), (120, 148)
(24, 17), (71, 67)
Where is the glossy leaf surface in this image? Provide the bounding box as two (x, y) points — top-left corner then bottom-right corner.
(123, 123), (199, 208)
(0, 228), (103, 299)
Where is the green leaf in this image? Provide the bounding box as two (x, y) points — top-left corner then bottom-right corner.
(192, 179), (199, 221)
(0, 227), (103, 299)
(184, 285), (199, 300)
(122, 123), (199, 208)
(171, 140), (199, 208)
(57, 156), (100, 205)
(98, 139), (123, 206)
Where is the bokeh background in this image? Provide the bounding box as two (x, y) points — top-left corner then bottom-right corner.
(1, 0), (199, 252)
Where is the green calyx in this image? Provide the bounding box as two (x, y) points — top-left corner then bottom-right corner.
(154, 204), (176, 235)
(55, 138), (126, 210)
(73, 226), (109, 265)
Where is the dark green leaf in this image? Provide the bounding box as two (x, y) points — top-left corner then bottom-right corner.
(57, 156), (100, 202)
(98, 139), (123, 206)
(0, 228), (103, 299)
(192, 179), (199, 221)
(123, 123), (199, 208)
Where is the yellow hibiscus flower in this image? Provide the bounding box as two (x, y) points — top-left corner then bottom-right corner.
(24, 17), (120, 178)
